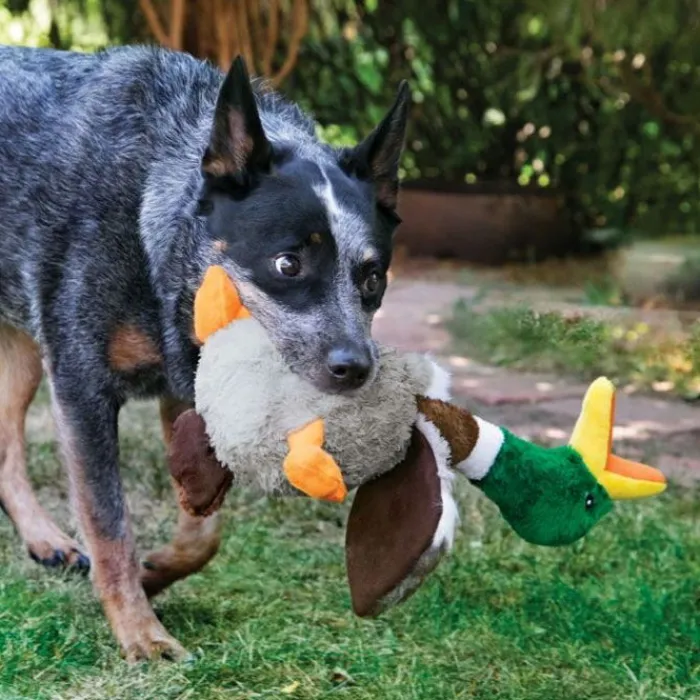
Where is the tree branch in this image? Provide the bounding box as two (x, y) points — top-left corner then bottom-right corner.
(213, 0), (232, 69)
(235, 0), (255, 69)
(618, 60), (700, 133)
(196, 0), (216, 60)
(248, 0), (264, 73)
(139, 0), (169, 46)
(270, 0), (308, 86)
(170, 0), (186, 50)
(262, 0), (279, 76)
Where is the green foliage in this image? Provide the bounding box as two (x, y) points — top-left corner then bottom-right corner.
(288, 0), (700, 237)
(450, 303), (626, 375)
(449, 302), (700, 397)
(582, 276), (627, 307)
(0, 0), (53, 47)
(0, 0), (144, 51)
(3, 0), (700, 235)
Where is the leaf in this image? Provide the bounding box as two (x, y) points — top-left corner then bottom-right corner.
(281, 681), (300, 694)
(6, 0), (30, 14)
(354, 53), (383, 95)
(516, 53), (542, 104)
(527, 16), (544, 36)
(516, 76), (541, 104)
(642, 121), (660, 139)
(483, 107), (506, 126)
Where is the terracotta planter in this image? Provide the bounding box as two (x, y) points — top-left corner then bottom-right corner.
(395, 181), (577, 265)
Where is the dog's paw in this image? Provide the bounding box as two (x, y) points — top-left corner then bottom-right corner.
(29, 546), (90, 572)
(140, 557), (180, 598)
(141, 513), (222, 598)
(121, 620), (191, 663)
(26, 525), (90, 573)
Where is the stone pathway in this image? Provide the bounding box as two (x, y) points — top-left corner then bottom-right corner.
(373, 278), (700, 484)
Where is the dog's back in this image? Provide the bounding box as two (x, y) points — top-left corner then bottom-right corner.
(0, 47), (91, 326)
(0, 46), (221, 338)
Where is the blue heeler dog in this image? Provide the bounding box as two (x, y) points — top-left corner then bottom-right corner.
(0, 45), (409, 660)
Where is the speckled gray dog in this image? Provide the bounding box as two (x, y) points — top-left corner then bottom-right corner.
(0, 44), (410, 661)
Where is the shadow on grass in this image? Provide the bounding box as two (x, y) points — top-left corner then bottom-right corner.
(1, 472), (698, 699)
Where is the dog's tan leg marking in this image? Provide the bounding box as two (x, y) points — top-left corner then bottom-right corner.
(51, 395), (188, 662)
(90, 531), (188, 662)
(141, 396), (223, 597)
(0, 324), (86, 567)
(108, 324), (163, 372)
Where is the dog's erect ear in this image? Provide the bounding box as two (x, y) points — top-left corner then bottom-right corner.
(345, 424), (456, 618)
(167, 409), (233, 517)
(203, 56), (272, 179)
(340, 81), (411, 210)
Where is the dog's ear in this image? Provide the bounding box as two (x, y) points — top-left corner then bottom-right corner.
(345, 424), (456, 618)
(203, 56), (272, 179)
(340, 81), (411, 210)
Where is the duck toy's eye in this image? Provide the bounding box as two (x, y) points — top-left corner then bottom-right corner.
(585, 494), (595, 510)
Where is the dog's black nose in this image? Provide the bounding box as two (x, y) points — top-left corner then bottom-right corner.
(326, 344), (372, 390)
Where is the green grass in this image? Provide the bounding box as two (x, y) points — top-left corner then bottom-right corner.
(582, 276), (628, 307)
(0, 398), (699, 699)
(449, 301), (700, 398)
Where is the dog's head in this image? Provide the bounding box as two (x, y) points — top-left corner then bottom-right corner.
(198, 57), (410, 394)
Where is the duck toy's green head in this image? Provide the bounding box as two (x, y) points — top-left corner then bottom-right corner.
(341, 376), (667, 617)
(446, 377), (667, 546)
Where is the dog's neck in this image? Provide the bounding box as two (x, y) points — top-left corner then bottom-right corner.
(141, 168), (218, 401)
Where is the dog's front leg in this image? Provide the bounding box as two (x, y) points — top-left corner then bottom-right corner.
(140, 396), (223, 597)
(48, 371), (188, 662)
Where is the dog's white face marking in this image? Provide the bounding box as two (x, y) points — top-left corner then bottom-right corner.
(362, 246), (378, 262)
(307, 166), (378, 362)
(313, 167), (373, 264)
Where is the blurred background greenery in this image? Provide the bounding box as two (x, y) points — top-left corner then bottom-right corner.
(3, 0), (700, 241)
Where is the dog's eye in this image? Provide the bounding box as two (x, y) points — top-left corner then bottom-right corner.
(585, 494), (595, 510)
(274, 254), (301, 277)
(362, 271), (382, 295)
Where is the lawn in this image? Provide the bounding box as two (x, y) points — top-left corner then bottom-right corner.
(0, 392), (698, 700)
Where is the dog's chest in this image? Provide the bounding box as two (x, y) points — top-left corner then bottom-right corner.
(113, 366), (170, 400)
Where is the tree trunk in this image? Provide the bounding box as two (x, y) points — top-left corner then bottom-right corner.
(138, 0), (309, 85)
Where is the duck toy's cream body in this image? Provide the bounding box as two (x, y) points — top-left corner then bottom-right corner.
(168, 266), (667, 617)
(196, 317), (447, 498)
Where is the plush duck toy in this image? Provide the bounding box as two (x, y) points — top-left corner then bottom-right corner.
(168, 266), (667, 617)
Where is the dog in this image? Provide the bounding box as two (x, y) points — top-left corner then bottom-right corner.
(0, 44), (409, 661)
